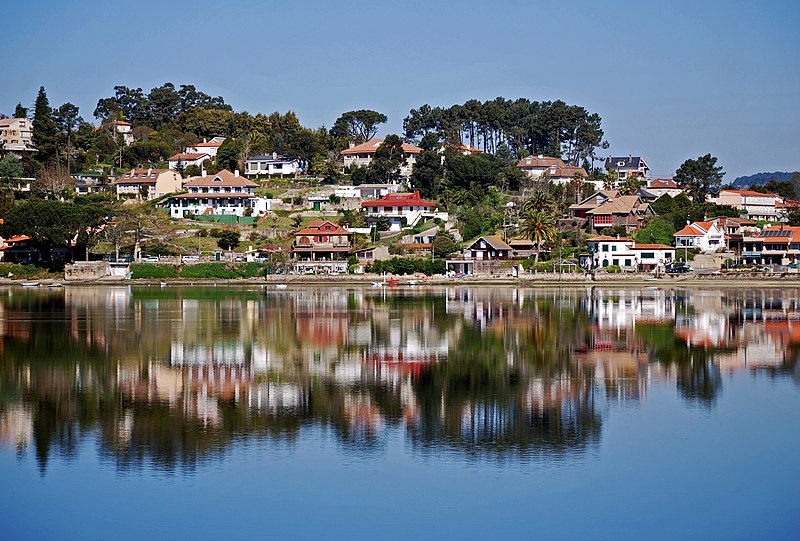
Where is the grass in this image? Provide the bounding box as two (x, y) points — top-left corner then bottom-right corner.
(0, 263), (62, 279)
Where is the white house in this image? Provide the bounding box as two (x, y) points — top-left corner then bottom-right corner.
(516, 155), (565, 178)
(646, 178), (684, 198)
(713, 189), (781, 221)
(186, 137), (224, 157)
(334, 183), (400, 199)
(0, 117), (36, 155)
(246, 153), (302, 177)
(674, 221), (726, 253)
(341, 139), (422, 178)
(165, 169), (268, 218)
(168, 152), (211, 170)
(361, 191), (447, 231)
(587, 235), (674, 270)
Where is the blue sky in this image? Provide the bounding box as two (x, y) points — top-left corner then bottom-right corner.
(2, 0), (798, 179)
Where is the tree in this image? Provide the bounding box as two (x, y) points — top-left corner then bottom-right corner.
(518, 209), (556, 266)
(603, 170), (619, 191)
(635, 217), (676, 246)
(763, 179), (797, 200)
(410, 133), (443, 198)
(14, 103), (28, 119)
(217, 138), (243, 172)
(432, 231), (460, 258)
(370, 134), (406, 183)
(331, 110), (387, 144)
(0, 155), (24, 186)
(675, 154), (725, 203)
(32, 87), (60, 164)
(33, 164), (71, 199)
(216, 229), (241, 252)
(54, 102), (82, 173)
(618, 176), (641, 196)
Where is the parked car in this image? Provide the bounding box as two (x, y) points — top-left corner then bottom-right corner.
(666, 264), (693, 274)
(143, 256), (160, 263)
(181, 255), (200, 263)
(234, 256), (244, 262)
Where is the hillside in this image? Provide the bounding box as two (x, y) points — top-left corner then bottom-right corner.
(732, 171), (795, 188)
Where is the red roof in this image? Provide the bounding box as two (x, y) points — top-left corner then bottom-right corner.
(361, 191), (436, 208)
(194, 141), (222, 147)
(184, 169), (257, 188)
(340, 139), (422, 156)
(294, 220), (350, 236)
(721, 189), (780, 198)
(648, 178), (678, 189)
(587, 235), (634, 242)
(517, 156), (565, 168)
(168, 152), (209, 161)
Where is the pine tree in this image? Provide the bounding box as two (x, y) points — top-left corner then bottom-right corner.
(32, 87), (60, 164)
(14, 103), (28, 119)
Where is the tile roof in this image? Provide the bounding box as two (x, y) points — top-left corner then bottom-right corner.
(294, 220), (350, 236)
(361, 191), (436, 208)
(516, 156), (565, 168)
(675, 221), (716, 237)
(587, 235), (634, 242)
(585, 196), (643, 215)
(720, 189), (780, 198)
(648, 178), (678, 189)
(631, 244), (674, 250)
(184, 169), (258, 188)
(194, 141), (222, 147)
(340, 139), (422, 156)
(467, 235), (511, 251)
(116, 168), (175, 184)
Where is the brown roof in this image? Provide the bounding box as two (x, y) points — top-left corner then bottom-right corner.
(116, 168), (175, 184)
(648, 178), (678, 189)
(585, 196), (643, 216)
(194, 141), (222, 147)
(547, 165), (588, 178)
(184, 169), (258, 188)
(466, 235), (512, 251)
(294, 220), (350, 236)
(517, 156), (564, 168)
(721, 189), (780, 198)
(340, 139), (422, 156)
(587, 235), (635, 242)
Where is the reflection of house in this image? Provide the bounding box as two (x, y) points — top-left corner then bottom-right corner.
(165, 169), (266, 218)
(114, 167), (183, 200)
(674, 221), (725, 252)
(341, 139), (422, 178)
(246, 153), (302, 177)
(605, 155), (650, 180)
(291, 220), (352, 273)
(361, 190), (444, 231)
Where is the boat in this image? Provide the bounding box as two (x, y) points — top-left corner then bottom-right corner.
(385, 278), (400, 285)
(48, 282), (63, 288)
(21, 282), (40, 287)
(275, 284), (288, 289)
(407, 280), (417, 286)
(159, 281), (167, 287)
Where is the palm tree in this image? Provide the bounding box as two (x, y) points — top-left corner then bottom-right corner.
(518, 209), (557, 266)
(618, 176), (641, 196)
(603, 170), (619, 191)
(522, 191), (556, 214)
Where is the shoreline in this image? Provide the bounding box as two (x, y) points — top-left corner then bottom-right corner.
(2, 272), (799, 288)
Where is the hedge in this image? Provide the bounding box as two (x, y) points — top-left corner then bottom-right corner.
(365, 257), (445, 275)
(130, 264), (179, 279)
(0, 263), (60, 279)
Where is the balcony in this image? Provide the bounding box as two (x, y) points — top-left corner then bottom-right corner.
(741, 251), (762, 257)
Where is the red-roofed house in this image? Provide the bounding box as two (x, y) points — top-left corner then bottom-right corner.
(674, 221), (725, 252)
(291, 220), (352, 273)
(341, 139), (422, 178)
(713, 189), (782, 221)
(165, 169), (267, 218)
(361, 191), (445, 231)
(646, 178), (684, 198)
(0, 235), (34, 263)
(586, 236), (675, 270)
(186, 137), (224, 157)
(742, 225), (800, 266)
(516, 155), (565, 178)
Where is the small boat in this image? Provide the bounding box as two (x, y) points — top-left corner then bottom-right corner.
(407, 280), (417, 286)
(21, 281), (40, 287)
(160, 281), (167, 287)
(385, 278), (400, 285)
(49, 283), (63, 288)
(275, 284), (288, 289)
(371, 281), (384, 287)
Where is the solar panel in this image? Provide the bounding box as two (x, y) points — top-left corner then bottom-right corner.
(761, 230), (791, 237)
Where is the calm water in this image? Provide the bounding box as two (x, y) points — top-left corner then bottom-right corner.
(0, 285), (798, 540)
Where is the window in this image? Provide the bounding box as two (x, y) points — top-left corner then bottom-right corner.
(602, 244), (609, 252)
(613, 259), (619, 266)
(625, 259), (632, 267)
(642, 252), (654, 259)
(611, 245), (617, 252)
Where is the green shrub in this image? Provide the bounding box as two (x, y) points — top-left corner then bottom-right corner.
(365, 257), (445, 275)
(0, 263), (59, 279)
(130, 264), (179, 279)
(178, 263), (240, 279)
(605, 264), (622, 273)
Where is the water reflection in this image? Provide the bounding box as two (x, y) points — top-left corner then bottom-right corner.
(0, 285), (798, 473)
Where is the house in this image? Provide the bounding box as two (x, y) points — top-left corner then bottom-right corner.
(516, 155), (565, 178)
(605, 156), (650, 180)
(0, 235), (35, 263)
(340, 139), (422, 178)
(570, 191), (654, 232)
(776, 200), (800, 223)
(446, 235), (512, 275)
(713, 216), (759, 254)
(186, 137), (224, 157)
(291, 220), (352, 274)
(713, 189), (781, 221)
(112, 120), (135, 145)
(646, 178), (683, 198)
(586, 236), (674, 270)
(114, 167), (183, 200)
(246, 153), (302, 177)
(740, 225), (800, 266)
(0, 118), (35, 155)
(543, 164), (590, 186)
(334, 183), (400, 199)
(165, 169), (265, 218)
(361, 190), (446, 231)
(168, 152), (210, 170)
(74, 173), (111, 195)
(674, 221), (726, 253)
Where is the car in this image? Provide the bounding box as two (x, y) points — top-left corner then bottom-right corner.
(666, 264), (692, 274)
(143, 256), (160, 263)
(234, 256), (244, 262)
(181, 255), (200, 263)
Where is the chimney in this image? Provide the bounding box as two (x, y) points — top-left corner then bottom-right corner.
(616, 234), (620, 240)
(203, 138), (207, 143)
(147, 167), (152, 175)
(272, 151), (277, 160)
(537, 154), (544, 159)
(628, 154), (632, 163)
(201, 169), (207, 177)
(234, 169), (239, 177)
(349, 142), (355, 149)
